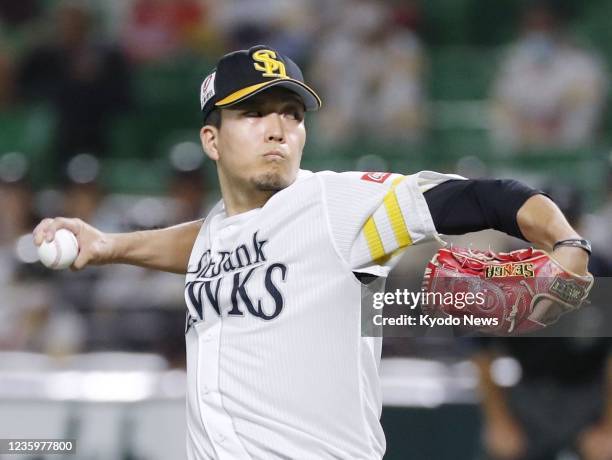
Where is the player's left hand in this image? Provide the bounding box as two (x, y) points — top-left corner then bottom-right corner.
(551, 245), (589, 276)
(578, 421), (612, 460)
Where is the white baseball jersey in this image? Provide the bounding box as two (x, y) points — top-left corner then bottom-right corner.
(183, 169), (457, 459)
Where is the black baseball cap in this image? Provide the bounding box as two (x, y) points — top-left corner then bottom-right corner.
(200, 45), (322, 123)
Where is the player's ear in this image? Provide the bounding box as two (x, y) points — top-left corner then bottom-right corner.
(200, 125), (219, 161)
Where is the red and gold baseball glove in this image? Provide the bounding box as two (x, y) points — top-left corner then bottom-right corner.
(421, 247), (594, 335)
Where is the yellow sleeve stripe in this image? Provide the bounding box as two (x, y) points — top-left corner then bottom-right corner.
(384, 179), (412, 249)
(364, 217), (386, 261)
(391, 176), (406, 187)
(363, 175), (412, 264)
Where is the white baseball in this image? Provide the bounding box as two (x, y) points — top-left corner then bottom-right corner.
(38, 228), (79, 270)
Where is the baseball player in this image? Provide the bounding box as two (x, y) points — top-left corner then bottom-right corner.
(34, 45), (592, 459)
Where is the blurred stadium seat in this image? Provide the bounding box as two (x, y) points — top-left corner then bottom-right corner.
(64, 352), (169, 372)
(0, 351), (56, 371)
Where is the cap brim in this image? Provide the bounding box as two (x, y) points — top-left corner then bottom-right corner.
(215, 78), (321, 111)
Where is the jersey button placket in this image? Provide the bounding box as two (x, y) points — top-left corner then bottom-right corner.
(198, 322), (246, 457)
(199, 322), (221, 399)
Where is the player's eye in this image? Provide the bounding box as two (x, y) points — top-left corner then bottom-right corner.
(243, 111), (262, 117)
(283, 108), (303, 121)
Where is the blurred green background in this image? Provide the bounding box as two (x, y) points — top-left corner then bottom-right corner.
(1, 0), (610, 207)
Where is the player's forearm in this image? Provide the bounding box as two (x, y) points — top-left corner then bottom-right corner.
(516, 194), (589, 275)
(516, 194), (581, 250)
(109, 220), (203, 274)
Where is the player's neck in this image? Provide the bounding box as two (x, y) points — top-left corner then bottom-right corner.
(220, 185), (274, 217)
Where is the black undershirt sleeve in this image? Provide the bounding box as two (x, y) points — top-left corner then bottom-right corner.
(423, 179), (545, 241)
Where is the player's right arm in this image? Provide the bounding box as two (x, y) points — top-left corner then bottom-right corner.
(33, 217), (203, 274)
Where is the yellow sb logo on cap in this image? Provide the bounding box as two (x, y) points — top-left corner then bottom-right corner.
(253, 50), (287, 78)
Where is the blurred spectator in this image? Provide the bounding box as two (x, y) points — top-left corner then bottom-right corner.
(584, 158), (612, 265)
(122, 0), (178, 62)
(475, 339), (612, 460)
(121, 0), (216, 62)
(390, 0), (424, 35)
(16, 1), (131, 171)
(61, 154), (105, 222)
(0, 46), (14, 109)
(0, 152), (42, 285)
(167, 141), (213, 223)
(212, 0), (315, 63)
(0, 0), (41, 28)
(168, 168), (209, 222)
(311, 0), (427, 145)
(491, 0), (607, 152)
(0, 153), (35, 246)
(0, 152), (51, 351)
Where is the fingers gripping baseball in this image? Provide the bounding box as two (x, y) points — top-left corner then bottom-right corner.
(33, 217), (111, 270)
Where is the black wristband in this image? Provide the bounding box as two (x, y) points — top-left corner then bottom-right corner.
(553, 238), (592, 255)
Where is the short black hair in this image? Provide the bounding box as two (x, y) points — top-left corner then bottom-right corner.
(204, 109), (222, 128)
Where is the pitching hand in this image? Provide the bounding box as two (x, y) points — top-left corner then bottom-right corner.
(33, 217), (114, 270)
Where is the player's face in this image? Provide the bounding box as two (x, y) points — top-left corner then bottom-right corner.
(213, 88), (306, 192)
